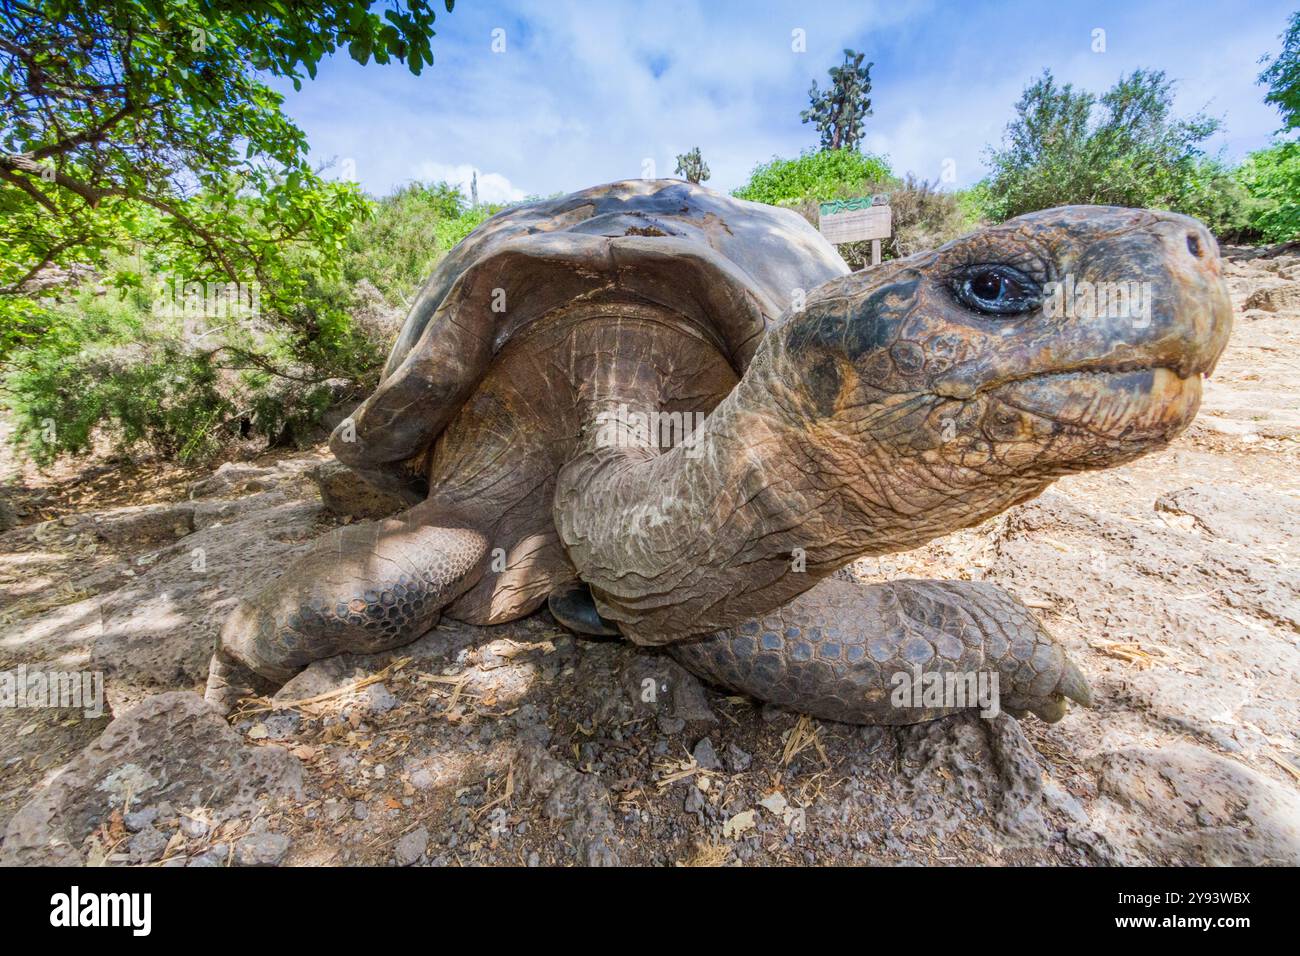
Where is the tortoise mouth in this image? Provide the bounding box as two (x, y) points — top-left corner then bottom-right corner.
(993, 365), (1201, 441)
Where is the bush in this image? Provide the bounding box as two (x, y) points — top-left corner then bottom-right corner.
(1174, 158), (1255, 241)
(1236, 141), (1300, 243)
(3, 290), (235, 464)
(781, 175), (971, 267)
(336, 181), (499, 307)
(954, 183), (995, 228)
(2, 180), (509, 466)
(732, 149), (892, 205)
(2, 271), (381, 465)
(877, 176), (973, 257)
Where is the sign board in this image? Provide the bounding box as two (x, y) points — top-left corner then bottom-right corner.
(818, 196), (891, 265)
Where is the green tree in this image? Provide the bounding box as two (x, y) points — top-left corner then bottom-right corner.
(0, 0), (456, 462)
(1234, 12), (1300, 244)
(1260, 10), (1300, 131)
(801, 49), (874, 151)
(982, 69), (1242, 234)
(674, 146), (710, 184)
(0, 0), (453, 334)
(1237, 141), (1300, 241)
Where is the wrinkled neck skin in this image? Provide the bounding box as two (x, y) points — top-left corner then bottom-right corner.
(554, 327), (1054, 646)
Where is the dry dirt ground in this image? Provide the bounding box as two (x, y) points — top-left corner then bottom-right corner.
(0, 247), (1297, 867)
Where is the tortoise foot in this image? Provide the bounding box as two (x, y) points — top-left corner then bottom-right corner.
(669, 577), (1093, 726)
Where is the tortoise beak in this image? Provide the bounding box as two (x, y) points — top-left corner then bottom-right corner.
(1138, 210), (1232, 380)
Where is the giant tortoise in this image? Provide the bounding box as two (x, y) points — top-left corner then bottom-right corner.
(206, 179), (1231, 725)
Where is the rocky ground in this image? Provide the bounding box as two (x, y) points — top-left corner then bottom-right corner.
(0, 246), (1297, 867)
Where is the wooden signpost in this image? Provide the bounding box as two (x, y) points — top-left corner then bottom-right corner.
(818, 195), (891, 266)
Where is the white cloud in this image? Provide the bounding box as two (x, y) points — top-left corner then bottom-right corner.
(276, 0), (1296, 199)
(411, 162), (527, 203)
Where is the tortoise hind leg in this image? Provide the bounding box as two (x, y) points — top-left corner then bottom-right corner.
(668, 578), (1091, 725)
(204, 501), (490, 711)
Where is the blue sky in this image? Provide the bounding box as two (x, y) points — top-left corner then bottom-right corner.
(271, 0), (1296, 202)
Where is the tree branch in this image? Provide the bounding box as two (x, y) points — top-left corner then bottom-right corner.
(0, 153), (243, 282)
(0, 164), (59, 212)
(0, 230), (90, 295)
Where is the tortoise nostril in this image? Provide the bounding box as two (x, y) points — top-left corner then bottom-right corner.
(1187, 233), (1202, 258)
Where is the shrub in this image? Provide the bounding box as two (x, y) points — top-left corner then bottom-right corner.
(732, 149), (893, 205)
(954, 183), (995, 229)
(2, 180), (511, 465)
(781, 175), (971, 267)
(3, 290), (234, 464)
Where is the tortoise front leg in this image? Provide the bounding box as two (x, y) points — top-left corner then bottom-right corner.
(668, 578), (1091, 725)
(204, 501), (490, 711)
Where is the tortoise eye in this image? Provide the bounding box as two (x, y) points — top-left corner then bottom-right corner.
(954, 265), (1041, 316)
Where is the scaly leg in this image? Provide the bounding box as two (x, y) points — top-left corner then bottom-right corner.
(668, 578), (1091, 725)
(205, 501), (489, 711)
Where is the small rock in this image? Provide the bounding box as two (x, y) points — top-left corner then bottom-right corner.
(179, 815), (208, 839)
(1244, 281), (1300, 312)
(261, 712), (301, 739)
(187, 844), (229, 867)
(393, 827), (429, 866)
(726, 743), (752, 773)
(123, 806), (159, 833)
(657, 714), (686, 735)
(127, 826), (169, 864)
(692, 737), (722, 771)
(352, 801), (370, 820)
(235, 831), (290, 866)
(363, 683), (401, 714)
(684, 785), (705, 815)
(311, 460), (407, 519)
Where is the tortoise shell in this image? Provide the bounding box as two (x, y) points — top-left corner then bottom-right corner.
(332, 179), (849, 623)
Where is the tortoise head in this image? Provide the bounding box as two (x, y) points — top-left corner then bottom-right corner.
(778, 205), (1232, 483)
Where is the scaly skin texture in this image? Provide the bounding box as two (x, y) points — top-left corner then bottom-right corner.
(668, 578), (1091, 725)
(206, 501), (488, 707)
(208, 183), (1232, 728)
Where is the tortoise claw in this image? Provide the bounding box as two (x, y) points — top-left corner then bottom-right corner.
(1057, 658), (1093, 708)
